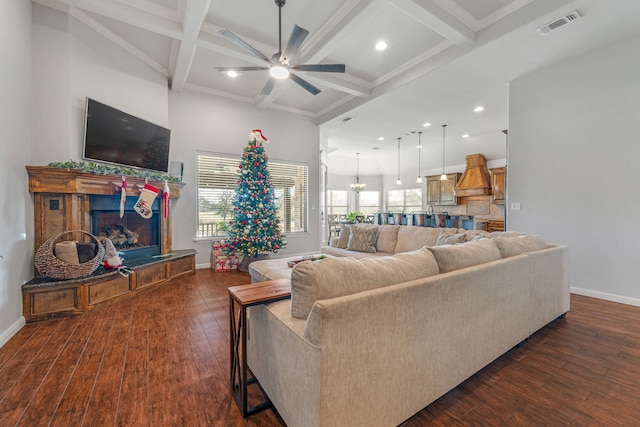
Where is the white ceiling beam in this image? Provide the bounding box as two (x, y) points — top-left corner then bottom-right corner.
(170, 0), (211, 92)
(298, 0), (388, 64)
(68, 7), (169, 76)
(34, 0), (184, 39)
(391, 0), (475, 46)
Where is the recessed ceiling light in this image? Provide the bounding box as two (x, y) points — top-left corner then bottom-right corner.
(227, 70), (238, 78)
(378, 137), (384, 141)
(423, 122), (431, 127)
(375, 41), (387, 51)
(462, 134), (470, 138)
(473, 106), (484, 112)
(338, 117), (354, 123)
(372, 147), (382, 150)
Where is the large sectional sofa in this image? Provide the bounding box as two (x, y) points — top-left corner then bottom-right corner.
(246, 225), (570, 427)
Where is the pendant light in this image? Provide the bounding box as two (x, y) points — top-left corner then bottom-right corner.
(350, 152), (366, 192)
(396, 137), (402, 185)
(440, 124), (448, 181)
(416, 131), (423, 184)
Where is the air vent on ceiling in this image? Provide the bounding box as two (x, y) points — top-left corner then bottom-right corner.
(537, 11), (581, 35)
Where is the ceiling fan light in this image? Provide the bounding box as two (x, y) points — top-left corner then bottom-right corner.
(270, 66), (290, 79)
(226, 70), (238, 78)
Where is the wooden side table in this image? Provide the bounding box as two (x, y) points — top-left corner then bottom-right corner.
(228, 279), (291, 417)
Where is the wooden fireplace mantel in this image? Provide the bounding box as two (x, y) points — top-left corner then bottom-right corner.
(26, 166), (184, 198)
(24, 166), (195, 322)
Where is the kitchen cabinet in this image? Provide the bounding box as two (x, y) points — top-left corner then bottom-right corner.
(490, 167), (505, 204)
(426, 173), (461, 206)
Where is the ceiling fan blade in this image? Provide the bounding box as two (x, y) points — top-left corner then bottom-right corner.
(291, 64), (346, 73)
(289, 72), (321, 95)
(217, 29), (272, 64)
(260, 78), (277, 96)
(215, 66), (270, 72)
(279, 25), (309, 64)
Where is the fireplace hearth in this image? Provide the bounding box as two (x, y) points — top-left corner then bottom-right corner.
(24, 166), (195, 322)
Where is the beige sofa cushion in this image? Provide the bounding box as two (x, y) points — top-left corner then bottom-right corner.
(394, 227), (444, 253)
(347, 225), (378, 252)
(375, 225), (400, 253)
(493, 235), (547, 258)
(290, 248), (439, 319)
(428, 239), (502, 273)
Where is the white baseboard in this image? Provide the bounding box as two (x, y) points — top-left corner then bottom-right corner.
(571, 287), (640, 307)
(0, 316), (26, 348)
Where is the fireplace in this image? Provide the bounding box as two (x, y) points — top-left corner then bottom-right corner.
(90, 195), (160, 259)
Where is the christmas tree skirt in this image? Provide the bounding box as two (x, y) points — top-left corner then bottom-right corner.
(238, 253), (271, 272)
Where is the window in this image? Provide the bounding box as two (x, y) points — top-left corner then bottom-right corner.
(386, 188), (422, 212)
(327, 190), (349, 215)
(358, 191), (380, 215)
(197, 153), (308, 238)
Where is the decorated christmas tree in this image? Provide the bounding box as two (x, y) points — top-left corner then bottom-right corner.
(227, 130), (286, 258)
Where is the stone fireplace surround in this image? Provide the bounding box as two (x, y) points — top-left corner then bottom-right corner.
(22, 166), (196, 322)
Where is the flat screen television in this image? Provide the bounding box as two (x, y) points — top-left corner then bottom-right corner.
(83, 97), (171, 173)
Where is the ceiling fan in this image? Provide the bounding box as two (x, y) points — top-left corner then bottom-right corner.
(215, 0), (345, 96)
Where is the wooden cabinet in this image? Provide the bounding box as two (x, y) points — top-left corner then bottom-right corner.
(490, 167), (505, 204)
(426, 173), (461, 206)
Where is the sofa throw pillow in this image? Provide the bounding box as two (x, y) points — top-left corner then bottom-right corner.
(375, 225), (400, 254)
(346, 225), (378, 253)
(493, 235), (547, 258)
(428, 238), (502, 273)
(435, 232), (467, 246)
(290, 248), (439, 319)
(335, 226), (351, 249)
(394, 226), (443, 253)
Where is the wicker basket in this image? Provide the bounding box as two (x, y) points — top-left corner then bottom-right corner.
(35, 230), (105, 279)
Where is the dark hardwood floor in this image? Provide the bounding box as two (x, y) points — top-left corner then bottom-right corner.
(1, 269), (639, 426)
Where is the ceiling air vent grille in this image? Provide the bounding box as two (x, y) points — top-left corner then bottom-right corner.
(537, 11), (581, 35)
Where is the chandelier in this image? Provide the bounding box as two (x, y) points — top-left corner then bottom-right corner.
(350, 152), (366, 192)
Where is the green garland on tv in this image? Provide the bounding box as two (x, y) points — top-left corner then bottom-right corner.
(48, 160), (181, 183)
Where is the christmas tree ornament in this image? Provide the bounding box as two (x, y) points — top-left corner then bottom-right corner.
(134, 183), (159, 219)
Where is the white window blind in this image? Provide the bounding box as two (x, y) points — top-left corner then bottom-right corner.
(197, 153), (308, 238)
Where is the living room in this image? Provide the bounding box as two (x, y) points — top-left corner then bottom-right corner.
(2, 0), (640, 423)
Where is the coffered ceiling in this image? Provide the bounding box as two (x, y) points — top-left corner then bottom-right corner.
(33, 0), (640, 175)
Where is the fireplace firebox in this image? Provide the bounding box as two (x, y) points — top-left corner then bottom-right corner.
(90, 195), (160, 259)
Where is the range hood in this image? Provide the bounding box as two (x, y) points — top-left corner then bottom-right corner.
(455, 153), (492, 197)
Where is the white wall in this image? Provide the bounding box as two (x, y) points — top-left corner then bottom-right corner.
(169, 90), (321, 266)
(31, 5), (169, 165)
(509, 31), (640, 305)
(0, 0), (32, 345)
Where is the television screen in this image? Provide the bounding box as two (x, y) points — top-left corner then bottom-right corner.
(83, 98), (171, 172)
